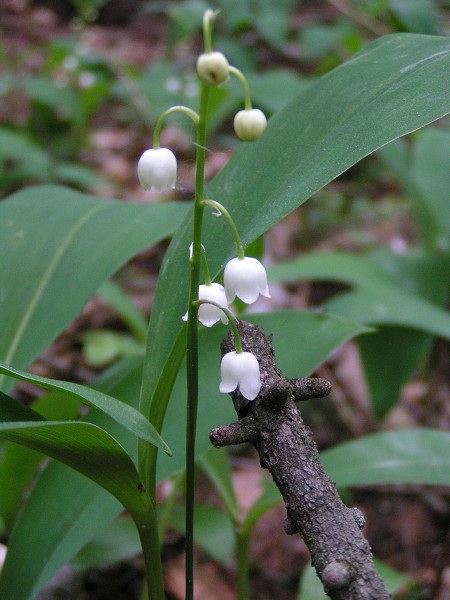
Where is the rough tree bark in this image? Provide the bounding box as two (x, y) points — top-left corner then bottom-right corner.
(210, 320), (390, 600)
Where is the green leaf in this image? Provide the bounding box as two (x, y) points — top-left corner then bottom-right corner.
(377, 128), (450, 251)
(0, 185), (191, 387)
(0, 393), (149, 518)
(0, 358), (144, 600)
(140, 34), (450, 460)
(0, 391), (80, 530)
(267, 251), (450, 339)
(81, 330), (144, 368)
(0, 362), (171, 455)
(269, 249), (450, 417)
(199, 447), (238, 520)
(322, 429), (450, 487)
(241, 479), (281, 537)
(357, 327), (432, 419)
(170, 504), (235, 565)
(72, 516), (141, 570)
(388, 0), (439, 35)
(97, 279), (148, 343)
(411, 127), (450, 251)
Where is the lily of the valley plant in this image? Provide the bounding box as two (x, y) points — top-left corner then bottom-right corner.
(137, 10), (268, 600)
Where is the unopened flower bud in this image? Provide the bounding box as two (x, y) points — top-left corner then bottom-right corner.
(196, 51), (230, 86)
(234, 108), (267, 141)
(137, 148), (177, 191)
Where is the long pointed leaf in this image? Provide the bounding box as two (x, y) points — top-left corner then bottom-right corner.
(322, 428), (450, 487)
(0, 359), (143, 600)
(0, 185), (190, 388)
(0, 362), (171, 455)
(139, 34), (450, 454)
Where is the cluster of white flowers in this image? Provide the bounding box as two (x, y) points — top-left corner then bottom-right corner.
(137, 40), (270, 402)
(184, 254), (269, 402)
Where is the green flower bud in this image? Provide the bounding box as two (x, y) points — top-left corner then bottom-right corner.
(233, 108), (267, 141)
(196, 51), (230, 86)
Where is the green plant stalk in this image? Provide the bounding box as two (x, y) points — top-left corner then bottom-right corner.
(153, 106), (199, 148)
(235, 529), (251, 600)
(185, 82), (210, 600)
(228, 66), (252, 111)
(131, 502), (165, 600)
(202, 199), (245, 259)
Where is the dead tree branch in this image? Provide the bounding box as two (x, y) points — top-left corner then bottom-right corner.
(210, 320), (390, 600)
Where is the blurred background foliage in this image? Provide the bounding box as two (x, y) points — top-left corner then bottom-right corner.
(0, 1), (449, 599)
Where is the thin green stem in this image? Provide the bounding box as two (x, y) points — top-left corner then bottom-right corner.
(202, 9), (218, 53)
(193, 300), (242, 353)
(185, 82), (210, 600)
(228, 66), (252, 110)
(202, 199), (245, 259)
(153, 105), (200, 148)
(235, 529), (251, 600)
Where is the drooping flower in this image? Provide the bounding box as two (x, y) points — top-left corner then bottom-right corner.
(137, 148), (177, 191)
(196, 51), (230, 86)
(233, 108), (267, 141)
(224, 256), (271, 304)
(182, 283), (229, 327)
(219, 351), (261, 401)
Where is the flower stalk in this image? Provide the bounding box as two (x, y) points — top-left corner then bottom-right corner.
(185, 81), (209, 600)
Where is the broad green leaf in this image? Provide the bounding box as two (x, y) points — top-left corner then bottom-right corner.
(377, 127), (450, 251)
(267, 251), (450, 339)
(355, 248), (450, 417)
(81, 330), (144, 368)
(388, 0), (439, 34)
(140, 35), (450, 470)
(0, 393), (150, 518)
(97, 279), (148, 343)
(357, 327), (432, 419)
(0, 185), (191, 387)
(156, 311), (370, 481)
(72, 516), (141, 570)
(0, 391), (80, 530)
(170, 504), (235, 565)
(241, 479), (282, 537)
(0, 362), (171, 455)
(0, 358), (144, 600)
(326, 287), (450, 338)
(269, 249), (450, 417)
(322, 429), (450, 487)
(199, 447), (238, 520)
(411, 127), (450, 251)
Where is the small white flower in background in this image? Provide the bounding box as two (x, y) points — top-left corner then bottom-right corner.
(233, 108), (267, 141)
(137, 148), (177, 191)
(196, 51), (230, 86)
(219, 351), (261, 401)
(224, 257), (271, 304)
(182, 283), (229, 327)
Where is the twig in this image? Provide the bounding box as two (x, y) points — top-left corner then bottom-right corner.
(210, 320), (390, 600)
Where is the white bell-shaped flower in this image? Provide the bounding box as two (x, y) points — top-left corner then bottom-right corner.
(224, 256), (271, 304)
(137, 148), (177, 191)
(182, 283), (229, 327)
(219, 351), (261, 401)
